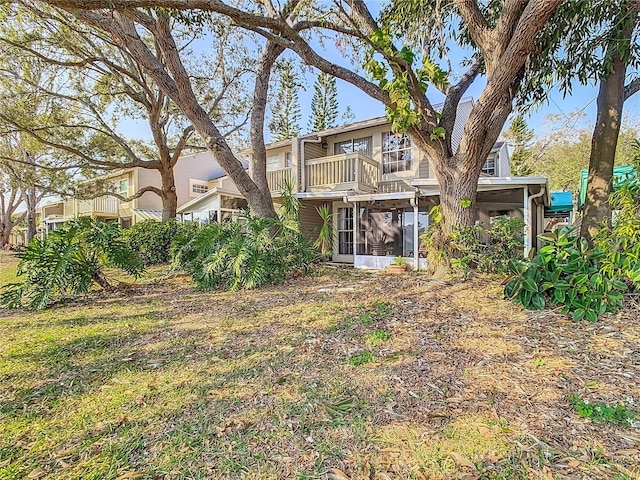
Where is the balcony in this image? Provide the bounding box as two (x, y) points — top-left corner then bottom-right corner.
(305, 153), (379, 193)
(267, 167), (295, 193)
(77, 196), (120, 215)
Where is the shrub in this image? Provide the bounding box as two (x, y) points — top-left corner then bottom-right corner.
(450, 216), (526, 274)
(1, 218), (144, 310)
(594, 180), (640, 289)
(421, 211), (525, 274)
(173, 212), (317, 291)
(504, 226), (626, 321)
(124, 219), (192, 265)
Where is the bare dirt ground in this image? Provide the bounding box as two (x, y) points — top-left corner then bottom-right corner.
(1, 261), (639, 479)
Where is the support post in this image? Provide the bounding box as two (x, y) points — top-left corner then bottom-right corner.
(412, 199), (419, 270)
(523, 187), (531, 256)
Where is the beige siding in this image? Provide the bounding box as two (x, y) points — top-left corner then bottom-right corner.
(299, 200), (325, 243)
(303, 142), (325, 161)
(135, 169), (163, 210)
(173, 152), (226, 207)
(208, 175), (241, 193)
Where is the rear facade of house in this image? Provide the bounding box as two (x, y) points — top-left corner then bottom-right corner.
(179, 98), (550, 270)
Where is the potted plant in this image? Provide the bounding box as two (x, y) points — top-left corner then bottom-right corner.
(388, 255), (409, 273)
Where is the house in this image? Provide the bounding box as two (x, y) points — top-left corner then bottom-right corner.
(179, 98), (550, 269)
(38, 151), (226, 231)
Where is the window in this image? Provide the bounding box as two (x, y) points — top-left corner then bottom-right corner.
(482, 157), (496, 176)
(119, 179), (128, 194)
(192, 183), (209, 194)
(266, 155), (280, 171)
(333, 136), (372, 157)
(382, 132), (412, 173)
(285, 152), (292, 168)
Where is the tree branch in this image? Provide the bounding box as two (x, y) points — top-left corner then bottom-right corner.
(624, 76), (640, 100)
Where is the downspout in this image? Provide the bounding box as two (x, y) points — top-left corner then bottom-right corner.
(299, 136), (322, 192)
(526, 187), (546, 256)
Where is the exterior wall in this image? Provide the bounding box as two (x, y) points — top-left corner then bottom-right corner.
(298, 200), (325, 243)
(265, 145), (294, 170)
(135, 168), (164, 211)
(208, 175), (241, 193)
(498, 143), (510, 177)
(173, 152), (225, 206)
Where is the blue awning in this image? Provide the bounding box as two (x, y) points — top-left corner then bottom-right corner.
(546, 191), (573, 214)
(579, 165), (636, 206)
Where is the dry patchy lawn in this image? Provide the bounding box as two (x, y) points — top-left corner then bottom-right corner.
(0, 262), (639, 479)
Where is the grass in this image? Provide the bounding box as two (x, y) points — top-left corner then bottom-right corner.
(0, 252), (19, 287)
(1, 263), (639, 479)
(569, 395), (638, 427)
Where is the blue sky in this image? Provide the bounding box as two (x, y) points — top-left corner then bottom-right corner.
(121, 17), (640, 146)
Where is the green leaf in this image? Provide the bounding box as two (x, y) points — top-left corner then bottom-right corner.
(572, 309), (586, 321)
(531, 294), (546, 310)
(504, 279), (520, 299)
(522, 278), (538, 292)
(585, 309), (598, 322)
(553, 288), (566, 304)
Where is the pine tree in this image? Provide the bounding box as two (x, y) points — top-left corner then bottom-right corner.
(308, 72), (339, 132)
(269, 60), (302, 141)
(505, 115), (534, 176)
(341, 106), (355, 126)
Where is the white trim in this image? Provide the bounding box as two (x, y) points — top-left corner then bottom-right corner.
(411, 176), (547, 187)
(346, 191), (418, 202)
(294, 191), (349, 200)
(177, 187), (244, 213)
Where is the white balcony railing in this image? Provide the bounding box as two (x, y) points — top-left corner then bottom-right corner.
(267, 167), (295, 193)
(77, 196), (120, 215)
(305, 152), (379, 192)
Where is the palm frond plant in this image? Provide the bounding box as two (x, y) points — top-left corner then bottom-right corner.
(173, 208), (317, 291)
(1, 217), (144, 310)
(314, 204), (335, 260)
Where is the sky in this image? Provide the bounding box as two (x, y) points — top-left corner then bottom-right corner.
(120, 25), (640, 147)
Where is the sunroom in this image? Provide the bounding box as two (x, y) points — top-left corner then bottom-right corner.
(176, 187), (248, 225)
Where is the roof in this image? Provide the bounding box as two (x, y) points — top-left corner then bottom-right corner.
(254, 97), (475, 152)
(132, 209), (163, 221)
(578, 165), (636, 206)
(177, 187), (244, 213)
(546, 191), (573, 214)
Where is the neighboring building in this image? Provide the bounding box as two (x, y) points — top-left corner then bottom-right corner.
(179, 98), (550, 269)
(38, 152), (226, 231)
(544, 191), (574, 232)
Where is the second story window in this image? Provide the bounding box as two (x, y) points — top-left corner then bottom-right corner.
(333, 136), (372, 157)
(285, 152), (292, 168)
(482, 157), (496, 176)
(266, 155), (280, 171)
(192, 183), (209, 195)
(119, 179), (128, 195)
(382, 132), (412, 173)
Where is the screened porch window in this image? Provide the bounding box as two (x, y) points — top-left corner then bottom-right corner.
(333, 136), (372, 158)
(382, 132), (412, 173)
(356, 206), (428, 257)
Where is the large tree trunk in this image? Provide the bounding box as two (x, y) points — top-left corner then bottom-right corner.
(435, 161), (480, 237)
(25, 187), (37, 244)
(250, 41), (284, 194)
(579, 66), (624, 242)
(160, 166), (177, 221)
(580, 4), (639, 243)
